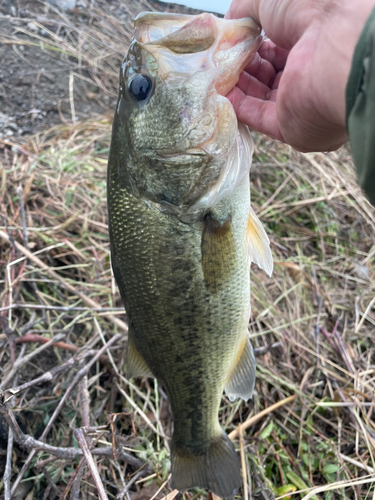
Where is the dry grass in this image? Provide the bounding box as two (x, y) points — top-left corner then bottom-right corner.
(1, 1), (375, 499)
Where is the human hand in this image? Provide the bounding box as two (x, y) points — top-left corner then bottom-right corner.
(226, 0), (375, 152)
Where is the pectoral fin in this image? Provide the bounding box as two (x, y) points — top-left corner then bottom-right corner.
(201, 213), (235, 292)
(126, 328), (154, 379)
(225, 334), (256, 402)
(247, 206), (273, 276)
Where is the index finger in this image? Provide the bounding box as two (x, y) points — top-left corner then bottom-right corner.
(225, 0), (260, 22)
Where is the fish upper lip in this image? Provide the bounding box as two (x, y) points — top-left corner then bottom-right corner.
(132, 14), (263, 100)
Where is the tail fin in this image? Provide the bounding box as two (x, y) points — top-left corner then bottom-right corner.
(171, 432), (241, 498)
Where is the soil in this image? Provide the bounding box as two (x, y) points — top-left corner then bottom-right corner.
(0, 0), (102, 140)
(0, 0), (202, 142)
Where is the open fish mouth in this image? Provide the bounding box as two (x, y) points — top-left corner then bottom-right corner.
(130, 12), (263, 162)
(133, 11), (263, 96)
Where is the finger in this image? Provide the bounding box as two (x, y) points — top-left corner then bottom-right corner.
(235, 71), (279, 101)
(258, 40), (290, 72)
(236, 71), (272, 101)
(268, 88), (278, 102)
(225, 0), (260, 22)
(242, 51), (276, 87)
(227, 86), (284, 141)
(271, 71), (283, 90)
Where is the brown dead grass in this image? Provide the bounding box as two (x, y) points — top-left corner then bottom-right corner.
(1, 1), (375, 499)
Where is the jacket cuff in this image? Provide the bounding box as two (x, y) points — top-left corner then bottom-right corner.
(346, 6), (375, 205)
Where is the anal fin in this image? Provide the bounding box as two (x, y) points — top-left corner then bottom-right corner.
(247, 206), (273, 276)
(126, 329), (154, 379)
(225, 334), (256, 402)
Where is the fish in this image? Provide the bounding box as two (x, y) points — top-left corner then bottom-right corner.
(107, 11), (273, 498)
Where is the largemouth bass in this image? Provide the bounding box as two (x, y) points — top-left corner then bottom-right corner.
(107, 11), (273, 497)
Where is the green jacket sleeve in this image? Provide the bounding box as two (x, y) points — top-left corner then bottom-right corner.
(346, 6), (375, 206)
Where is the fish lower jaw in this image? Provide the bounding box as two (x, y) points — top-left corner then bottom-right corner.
(213, 34), (263, 96)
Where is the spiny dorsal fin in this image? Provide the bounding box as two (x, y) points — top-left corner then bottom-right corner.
(247, 206), (273, 276)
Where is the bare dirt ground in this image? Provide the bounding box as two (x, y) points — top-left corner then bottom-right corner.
(0, 0), (107, 139)
(1, 1), (375, 500)
(0, 0), (201, 140)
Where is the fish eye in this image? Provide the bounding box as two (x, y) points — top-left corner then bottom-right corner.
(129, 74), (153, 101)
